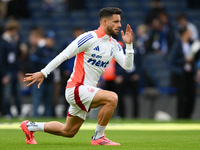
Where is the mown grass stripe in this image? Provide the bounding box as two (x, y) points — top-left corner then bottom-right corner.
(1, 123), (200, 130)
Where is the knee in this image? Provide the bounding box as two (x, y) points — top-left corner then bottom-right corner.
(107, 92), (118, 108)
(62, 131), (77, 138)
(66, 133), (75, 138)
(62, 128), (78, 138)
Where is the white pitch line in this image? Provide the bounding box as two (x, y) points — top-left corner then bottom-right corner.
(81, 123), (200, 130)
(1, 123), (200, 130)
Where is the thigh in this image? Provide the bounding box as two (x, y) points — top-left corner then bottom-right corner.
(65, 85), (99, 120)
(90, 89), (117, 108)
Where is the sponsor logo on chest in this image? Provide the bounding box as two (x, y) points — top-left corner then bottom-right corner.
(87, 45), (110, 68)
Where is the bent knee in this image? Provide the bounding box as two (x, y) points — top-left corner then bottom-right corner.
(62, 130), (77, 138)
(108, 92), (118, 108)
(63, 132), (76, 138)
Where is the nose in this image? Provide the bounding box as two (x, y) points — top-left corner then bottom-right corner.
(119, 22), (122, 27)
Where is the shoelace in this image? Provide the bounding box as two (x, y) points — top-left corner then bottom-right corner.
(30, 132), (35, 140)
(102, 136), (111, 142)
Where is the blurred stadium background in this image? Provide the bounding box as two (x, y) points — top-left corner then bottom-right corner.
(1, 0), (200, 120)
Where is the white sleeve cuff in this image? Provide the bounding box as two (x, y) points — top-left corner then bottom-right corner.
(125, 43), (134, 53)
(41, 69), (48, 78)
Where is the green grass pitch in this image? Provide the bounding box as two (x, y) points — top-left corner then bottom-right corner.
(0, 119), (200, 150)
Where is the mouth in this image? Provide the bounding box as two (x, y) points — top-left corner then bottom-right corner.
(115, 29), (120, 33)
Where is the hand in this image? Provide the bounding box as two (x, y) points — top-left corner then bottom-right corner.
(24, 72), (44, 89)
(121, 24), (134, 44)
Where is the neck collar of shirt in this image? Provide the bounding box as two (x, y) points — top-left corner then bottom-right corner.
(95, 26), (111, 40)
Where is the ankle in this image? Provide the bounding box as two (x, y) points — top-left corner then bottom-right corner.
(27, 121), (45, 132)
(93, 124), (106, 140)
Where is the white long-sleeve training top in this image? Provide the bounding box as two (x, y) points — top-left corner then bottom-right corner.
(41, 26), (134, 88)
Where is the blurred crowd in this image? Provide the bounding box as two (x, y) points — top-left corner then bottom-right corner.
(0, 0), (200, 119)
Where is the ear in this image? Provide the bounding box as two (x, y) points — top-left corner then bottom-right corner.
(102, 18), (107, 26)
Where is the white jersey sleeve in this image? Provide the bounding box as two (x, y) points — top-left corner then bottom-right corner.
(41, 32), (94, 77)
(113, 42), (134, 71)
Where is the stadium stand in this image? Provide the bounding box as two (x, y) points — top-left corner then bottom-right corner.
(1, 0), (200, 118)
(1, 0), (199, 93)
(19, 0), (198, 93)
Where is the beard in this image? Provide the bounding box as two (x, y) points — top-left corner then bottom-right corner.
(107, 26), (119, 38)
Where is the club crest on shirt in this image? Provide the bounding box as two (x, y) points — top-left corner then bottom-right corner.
(87, 87), (95, 93)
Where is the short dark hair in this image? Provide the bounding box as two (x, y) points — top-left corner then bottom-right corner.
(30, 26), (45, 37)
(5, 20), (20, 31)
(177, 25), (187, 36)
(99, 7), (122, 20)
(73, 26), (83, 31)
(177, 13), (187, 21)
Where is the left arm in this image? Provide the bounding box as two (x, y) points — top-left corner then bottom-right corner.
(114, 24), (134, 71)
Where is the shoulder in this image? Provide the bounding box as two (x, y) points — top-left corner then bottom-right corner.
(111, 39), (123, 51)
(77, 31), (97, 41)
(187, 22), (197, 29)
(76, 31), (97, 47)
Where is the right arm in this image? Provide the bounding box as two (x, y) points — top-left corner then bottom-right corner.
(41, 36), (87, 78)
(24, 32), (94, 88)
